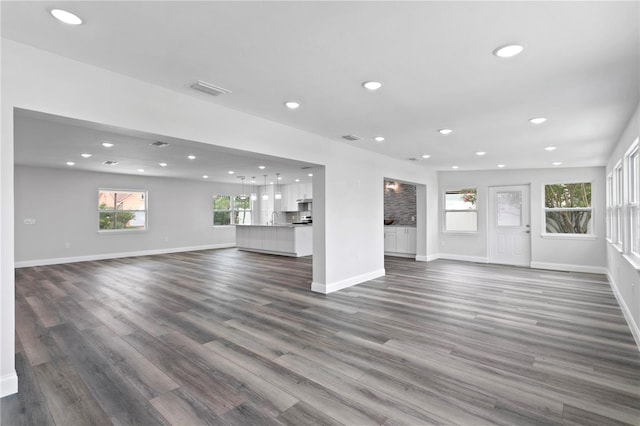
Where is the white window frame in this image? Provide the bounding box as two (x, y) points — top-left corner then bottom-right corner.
(542, 182), (594, 238)
(613, 161), (623, 249)
(606, 172), (613, 242)
(443, 188), (478, 233)
(626, 138), (639, 260)
(98, 188), (148, 233)
(213, 194), (253, 226)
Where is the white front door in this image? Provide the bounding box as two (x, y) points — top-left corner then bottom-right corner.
(489, 185), (531, 266)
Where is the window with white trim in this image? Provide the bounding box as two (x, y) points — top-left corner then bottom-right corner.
(544, 183), (592, 234)
(606, 172), (613, 241)
(627, 140), (639, 256)
(444, 188), (477, 232)
(98, 189), (147, 231)
(614, 162), (623, 246)
(213, 194), (253, 226)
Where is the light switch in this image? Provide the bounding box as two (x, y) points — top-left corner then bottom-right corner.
(23, 218), (36, 225)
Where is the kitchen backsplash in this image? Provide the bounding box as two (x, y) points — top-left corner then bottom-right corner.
(384, 181), (416, 225)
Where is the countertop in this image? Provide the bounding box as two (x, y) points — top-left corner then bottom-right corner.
(384, 224), (416, 228)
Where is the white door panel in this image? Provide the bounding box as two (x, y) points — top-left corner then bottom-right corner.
(489, 185), (531, 266)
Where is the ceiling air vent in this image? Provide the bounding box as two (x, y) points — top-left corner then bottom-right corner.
(191, 80), (232, 96)
(342, 134), (361, 141)
(408, 157), (419, 161)
(150, 141), (169, 147)
(102, 160), (119, 166)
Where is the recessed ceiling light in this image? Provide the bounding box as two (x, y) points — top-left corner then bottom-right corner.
(258, 165), (266, 170)
(137, 169), (144, 173)
(476, 151), (487, 156)
(529, 117), (547, 124)
(50, 9), (83, 25)
(374, 136), (385, 142)
(452, 165), (459, 169)
(493, 44), (524, 58)
(552, 162), (562, 166)
(438, 129), (453, 135)
(187, 155), (196, 160)
(277, 176), (282, 180)
(308, 173), (313, 177)
(80, 153), (92, 158)
(362, 81), (383, 91)
(159, 162), (168, 167)
(269, 181), (274, 185)
(203, 175), (209, 179)
(422, 154), (431, 159)
(284, 101), (300, 109)
(295, 179), (300, 182)
(66, 161), (75, 166)
(101, 142), (114, 148)
(228, 170), (234, 174)
(545, 146), (557, 151)
(497, 164), (506, 168)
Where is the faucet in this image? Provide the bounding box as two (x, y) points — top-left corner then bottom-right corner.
(271, 211), (278, 225)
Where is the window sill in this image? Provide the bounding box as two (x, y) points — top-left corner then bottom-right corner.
(622, 254), (640, 271)
(540, 233), (597, 240)
(610, 243), (624, 253)
(213, 225), (235, 228)
(98, 229), (147, 234)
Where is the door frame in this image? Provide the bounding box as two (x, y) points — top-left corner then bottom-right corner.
(487, 183), (532, 267)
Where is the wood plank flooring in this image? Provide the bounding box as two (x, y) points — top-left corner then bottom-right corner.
(2, 249), (639, 425)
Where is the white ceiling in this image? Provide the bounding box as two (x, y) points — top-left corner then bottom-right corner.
(3, 1), (639, 173)
(13, 109), (317, 185)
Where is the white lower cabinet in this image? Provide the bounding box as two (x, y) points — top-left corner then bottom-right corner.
(384, 226), (416, 256)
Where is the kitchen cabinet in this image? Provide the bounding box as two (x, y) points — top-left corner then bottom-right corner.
(384, 226), (416, 257)
(281, 183), (313, 212)
(236, 224), (312, 257)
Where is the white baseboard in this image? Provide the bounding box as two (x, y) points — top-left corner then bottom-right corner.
(437, 253), (488, 263)
(311, 268), (385, 294)
(14, 243), (236, 268)
(415, 254), (439, 262)
(530, 261), (607, 275)
(607, 271), (640, 353)
(0, 371), (18, 398)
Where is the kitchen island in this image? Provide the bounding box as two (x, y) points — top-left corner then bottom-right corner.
(236, 224), (312, 257)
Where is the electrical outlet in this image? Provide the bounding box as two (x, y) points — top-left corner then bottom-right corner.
(23, 218), (36, 225)
(65, 242), (71, 249)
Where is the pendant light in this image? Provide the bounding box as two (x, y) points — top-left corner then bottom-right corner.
(238, 176), (247, 200)
(262, 175), (269, 201)
(275, 173), (282, 200)
(250, 176), (257, 201)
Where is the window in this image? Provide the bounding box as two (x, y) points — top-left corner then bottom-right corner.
(444, 188), (477, 232)
(614, 162), (623, 246)
(628, 140), (639, 256)
(213, 195), (232, 225)
(544, 183), (592, 234)
(213, 194), (253, 226)
(98, 190), (147, 231)
(606, 173), (613, 241)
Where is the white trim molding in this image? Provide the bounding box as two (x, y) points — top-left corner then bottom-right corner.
(0, 371), (18, 398)
(312, 269), (385, 294)
(530, 261), (607, 275)
(437, 254), (489, 264)
(14, 243), (236, 268)
(607, 272), (640, 353)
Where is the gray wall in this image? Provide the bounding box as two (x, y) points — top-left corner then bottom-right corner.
(384, 181), (417, 226)
(605, 101), (640, 347)
(438, 166), (607, 271)
(15, 165), (241, 265)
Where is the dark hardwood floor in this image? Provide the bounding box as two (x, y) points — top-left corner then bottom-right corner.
(2, 248), (639, 425)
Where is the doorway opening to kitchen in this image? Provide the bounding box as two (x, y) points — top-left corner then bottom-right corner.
(383, 178), (427, 260)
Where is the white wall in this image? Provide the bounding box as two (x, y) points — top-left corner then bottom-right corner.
(438, 166), (607, 272)
(0, 39), (439, 396)
(14, 165), (241, 266)
(605, 102), (640, 349)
